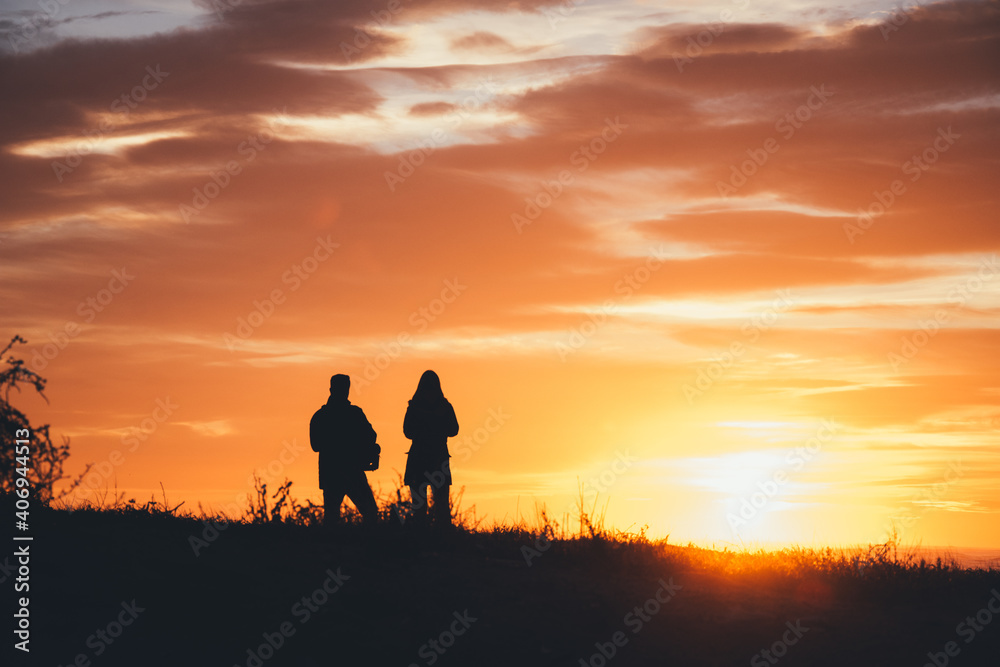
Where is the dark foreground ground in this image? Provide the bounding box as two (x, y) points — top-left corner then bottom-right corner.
(4, 504), (1000, 667)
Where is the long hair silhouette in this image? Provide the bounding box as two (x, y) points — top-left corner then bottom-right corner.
(412, 369), (445, 403)
(403, 369), (458, 526)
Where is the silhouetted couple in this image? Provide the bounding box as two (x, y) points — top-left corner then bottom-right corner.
(309, 370), (458, 527)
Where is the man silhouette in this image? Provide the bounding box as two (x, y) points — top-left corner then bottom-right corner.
(309, 374), (379, 525)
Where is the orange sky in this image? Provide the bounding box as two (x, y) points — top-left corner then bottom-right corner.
(2, 0), (999, 549)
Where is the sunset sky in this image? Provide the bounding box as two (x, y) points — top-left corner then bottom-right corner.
(2, 0), (998, 550)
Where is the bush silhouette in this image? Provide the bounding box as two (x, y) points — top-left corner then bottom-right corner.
(0, 334), (86, 503)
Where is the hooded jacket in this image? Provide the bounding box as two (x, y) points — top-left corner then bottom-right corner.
(310, 397), (377, 489)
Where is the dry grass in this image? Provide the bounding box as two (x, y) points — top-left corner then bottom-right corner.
(53, 477), (996, 584)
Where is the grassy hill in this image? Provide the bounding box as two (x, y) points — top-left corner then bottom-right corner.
(5, 491), (1000, 667)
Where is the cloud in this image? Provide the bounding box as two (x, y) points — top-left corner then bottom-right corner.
(637, 22), (810, 58)
(450, 30), (514, 52)
(176, 419), (236, 437)
(1, 0), (998, 543)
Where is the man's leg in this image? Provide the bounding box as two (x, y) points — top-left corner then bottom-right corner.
(345, 473), (378, 524)
(323, 486), (346, 527)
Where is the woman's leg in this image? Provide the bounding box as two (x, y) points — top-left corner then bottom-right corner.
(432, 484), (451, 525)
(409, 484), (428, 523)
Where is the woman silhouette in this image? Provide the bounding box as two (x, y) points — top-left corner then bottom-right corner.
(403, 370), (459, 525)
